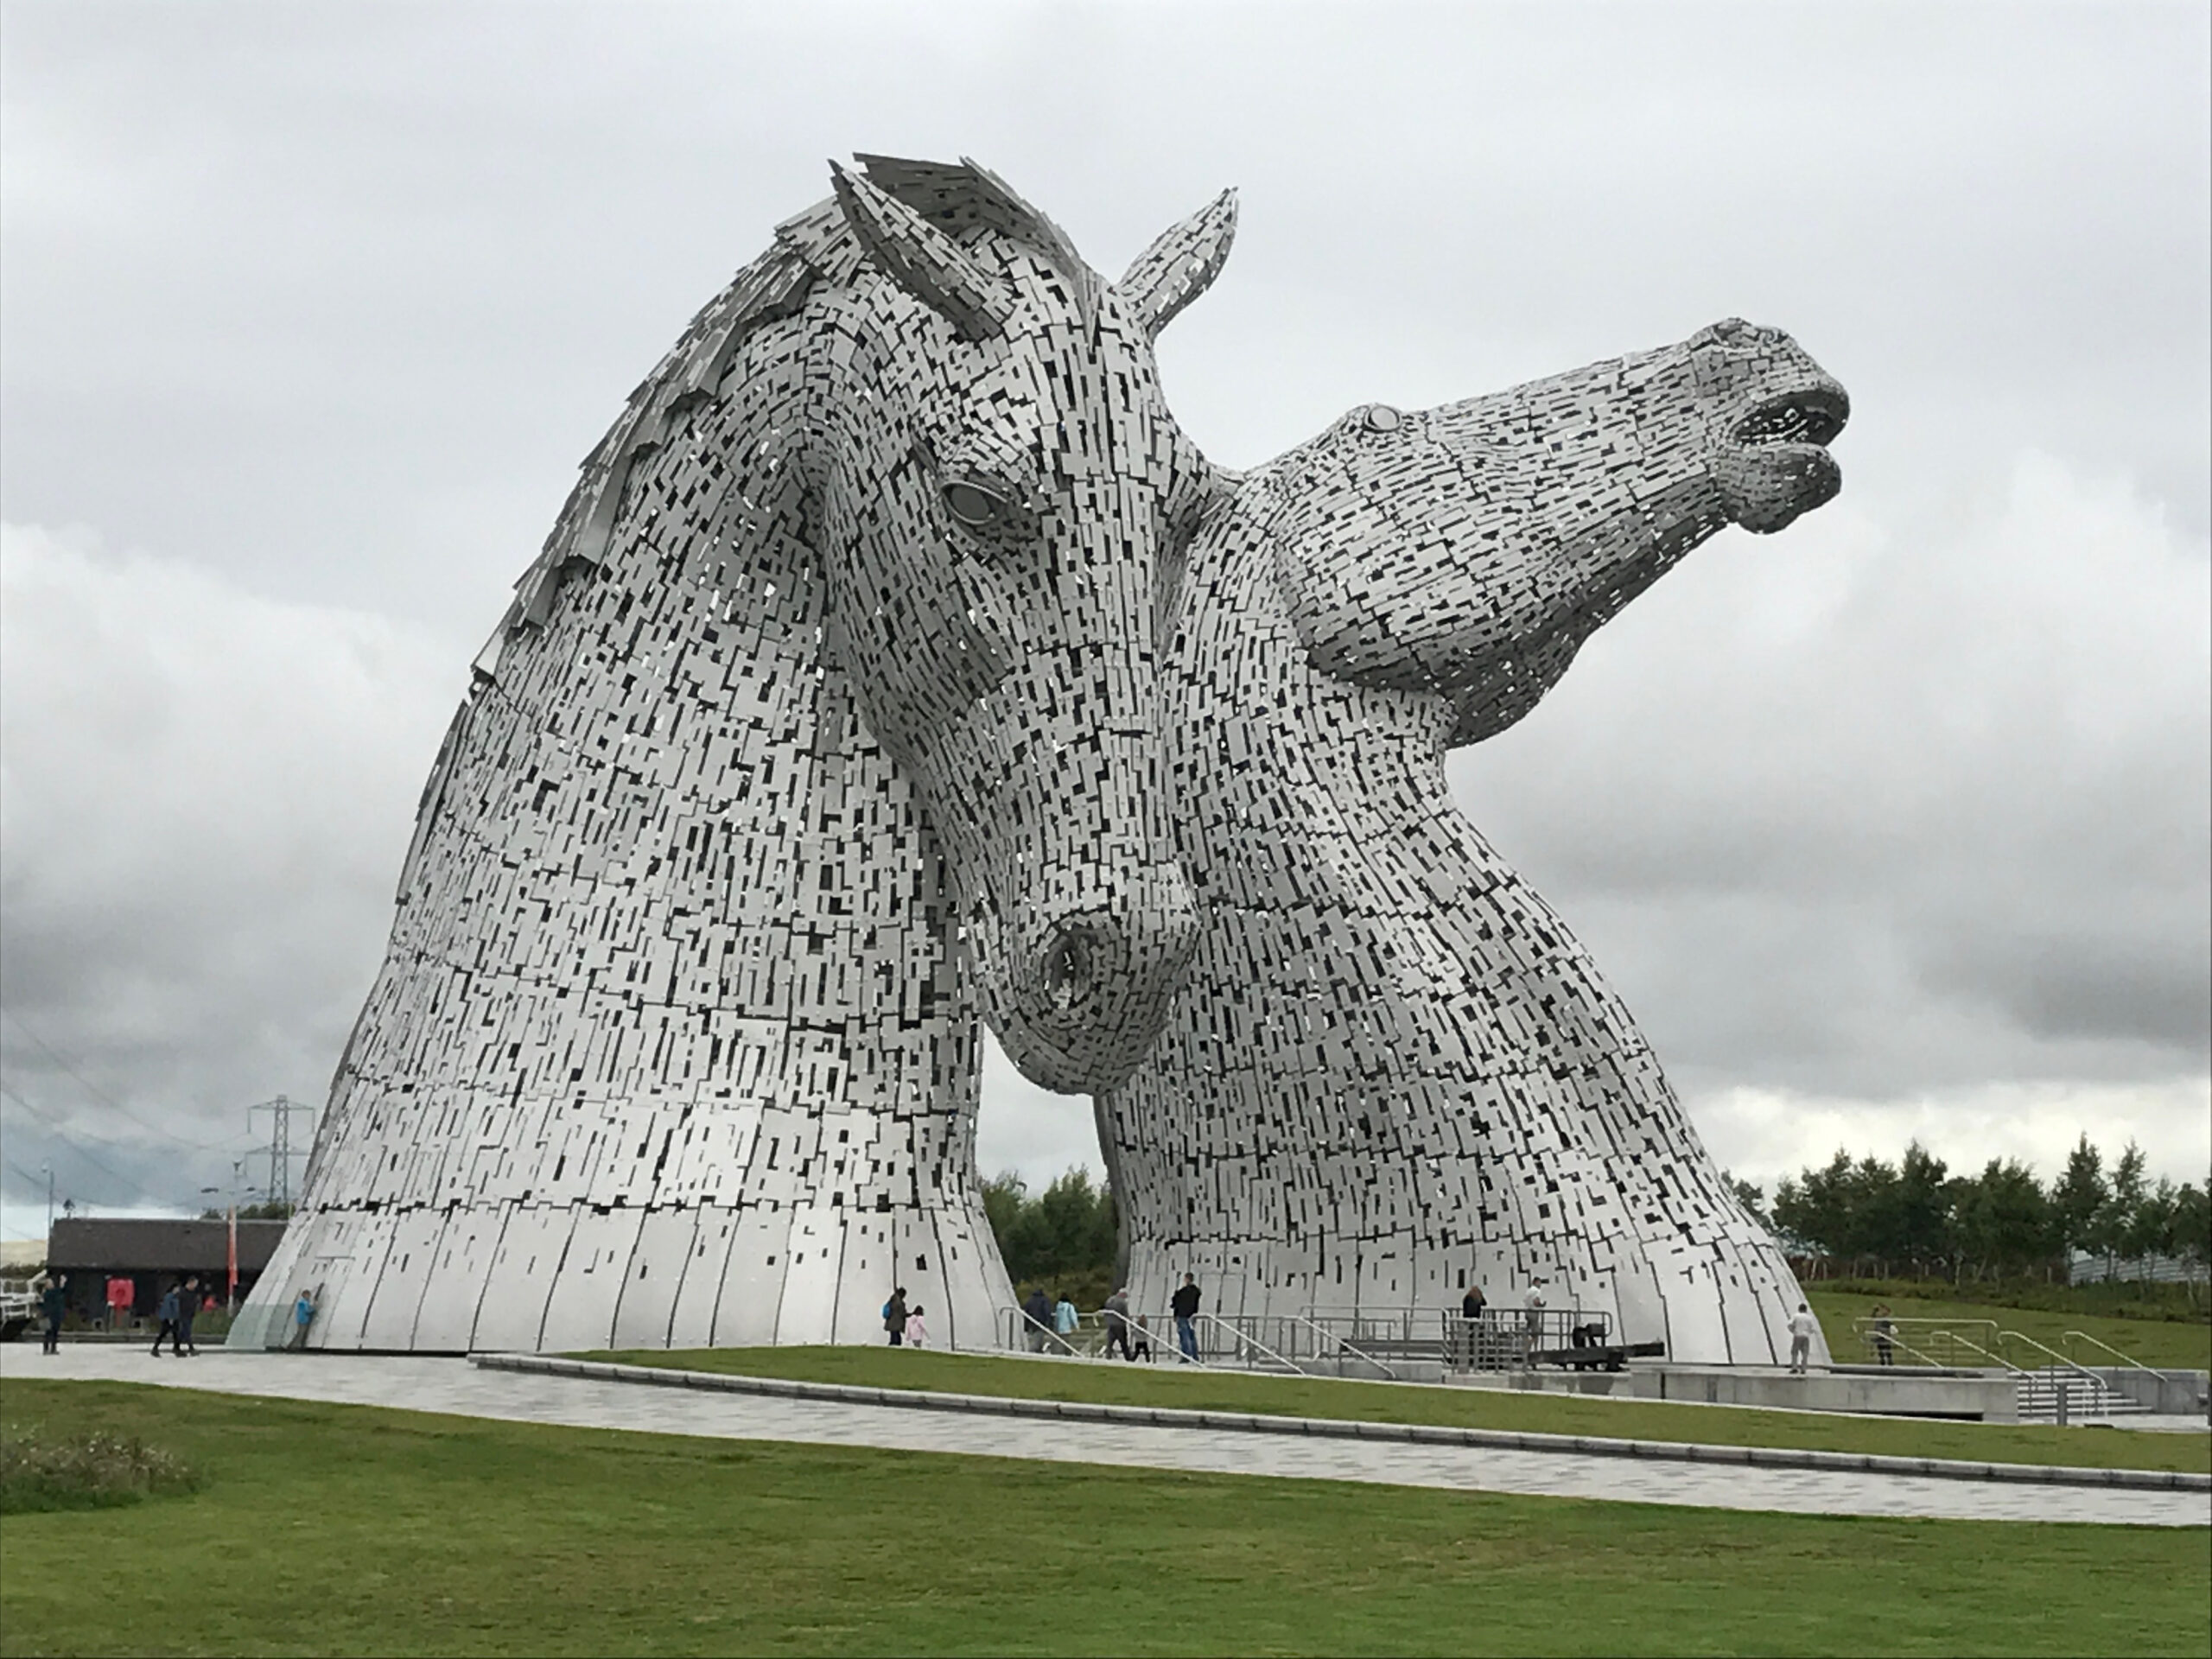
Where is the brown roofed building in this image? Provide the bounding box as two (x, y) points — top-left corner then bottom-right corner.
(44, 1217), (289, 1325)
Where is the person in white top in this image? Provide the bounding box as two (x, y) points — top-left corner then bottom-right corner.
(1787, 1302), (1821, 1374)
(905, 1306), (928, 1351)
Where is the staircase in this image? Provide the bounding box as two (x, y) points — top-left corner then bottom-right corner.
(2014, 1365), (2147, 1422)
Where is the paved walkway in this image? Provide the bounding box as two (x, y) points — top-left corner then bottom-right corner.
(6, 1345), (2207, 1528)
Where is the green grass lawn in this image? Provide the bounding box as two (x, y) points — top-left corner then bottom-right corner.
(1805, 1287), (2211, 1370)
(586, 1347), (2211, 1476)
(1, 1380), (2205, 1658)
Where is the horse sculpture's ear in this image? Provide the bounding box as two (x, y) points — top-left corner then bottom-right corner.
(1116, 188), (1238, 341)
(830, 161), (1017, 341)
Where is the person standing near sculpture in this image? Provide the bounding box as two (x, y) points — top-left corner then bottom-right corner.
(1020, 1287), (1052, 1352)
(1052, 1292), (1079, 1354)
(883, 1287), (909, 1348)
(1788, 1303), (1821, 1374)
(904, 1304), (928, 1351)
(1171, 1274), (1201, 1363)
(1103, 1287), (1134, 1361)
(1871, 1304), (1896, 1366)
(288, 1287), (316, 1352)
(1459, 1283), (1487, 1367)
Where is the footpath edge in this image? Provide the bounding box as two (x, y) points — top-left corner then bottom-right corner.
(465, 1352), (2212, 1494)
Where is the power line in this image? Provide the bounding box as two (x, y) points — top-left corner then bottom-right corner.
(0, 1083), (166, 1151)
(3, 1154), (55, 1194)
(0, 1005), (248, 1154)
(0, 1083), (168, 1203)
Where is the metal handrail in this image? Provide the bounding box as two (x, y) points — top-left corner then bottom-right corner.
(2062, 1329), (2165, 1376)
(1999, 1328), (2107, 1386)
(1851, 1325), (1955, 1370)
(1908, 1326), (2026, 1376)
(1847, 1319), (2019, 1374)
(1192, 1312), (1297, 1373)
(1124, 1319), (1191, 1366)
(1284, 1312), (1398, 1380)
(999, 1305), (1085, 1357)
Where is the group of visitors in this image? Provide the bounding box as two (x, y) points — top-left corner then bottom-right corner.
(149, 1277), (207, 1357)
(1018, 1286), (1083, 1353)
(1010, 1274), (1205, 1363)
(37, 1277), (321, 1355)
(880, 1287), (928, 1348)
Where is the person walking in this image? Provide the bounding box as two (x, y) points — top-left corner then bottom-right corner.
(1103, 1287), (1134, 1361)
(150, 1282), (183, 1358)
(1021, 1286), (1052, 1352)
(1131, 1314), (1154, 1363)
(1787, 1301), (1820, 1374)
(178, 1277), (202, 1357)
(40, 1277), (66, 1355)
(1171, 1274), (1201, 1363)
(884, 1286), (910, 1347)
(1870, 1304), (1896, 1367)
(904, 1304), (928, 1350)
(1051, 1290), (1080, 1354)
(288, 1287), (316, 1352)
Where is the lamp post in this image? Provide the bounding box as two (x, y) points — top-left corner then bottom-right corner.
(204, 1177), (242, 1313)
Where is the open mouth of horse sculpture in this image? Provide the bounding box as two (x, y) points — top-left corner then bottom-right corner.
(1698, 321), (1852, 535)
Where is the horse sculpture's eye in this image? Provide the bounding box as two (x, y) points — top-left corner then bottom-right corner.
(1363, 404), (1403, 434)
(943, 480), (1009, 530)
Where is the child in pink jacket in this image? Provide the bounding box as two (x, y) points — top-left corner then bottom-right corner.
(904, 1306), (928, 1350)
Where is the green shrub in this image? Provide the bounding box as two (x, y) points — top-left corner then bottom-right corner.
(0, 1430), (200, 1513)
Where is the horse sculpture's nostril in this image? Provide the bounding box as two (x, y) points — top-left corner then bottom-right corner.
(1043, 926), (1094, 1011)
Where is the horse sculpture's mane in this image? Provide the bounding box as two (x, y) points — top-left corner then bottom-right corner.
(486, 156), (1090, 671)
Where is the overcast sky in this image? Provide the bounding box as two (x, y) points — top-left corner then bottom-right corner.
(3, 1), (2206, 1240)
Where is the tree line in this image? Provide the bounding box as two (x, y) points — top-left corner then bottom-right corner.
(981, 1168), (1118, 1306)
(1732, 1136), (2211, 1285)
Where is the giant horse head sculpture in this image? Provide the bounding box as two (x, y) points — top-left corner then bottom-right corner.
(1268, 317), (1847, 741)
(243, 158), (1236, 1355)
(796, 158), (1229, 1090)
(1102, 315), (1851, 1363)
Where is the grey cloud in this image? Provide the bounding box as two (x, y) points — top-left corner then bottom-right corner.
(1, 3), (2205, 1212)
(1457, 452), (2209, 1104)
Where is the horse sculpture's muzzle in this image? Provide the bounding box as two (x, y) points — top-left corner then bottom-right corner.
(994, 861), (1200, 1095)
(1709, 379), (1851, 535)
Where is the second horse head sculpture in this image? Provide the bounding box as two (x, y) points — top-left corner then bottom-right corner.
(1105, 318), (1850, 1364)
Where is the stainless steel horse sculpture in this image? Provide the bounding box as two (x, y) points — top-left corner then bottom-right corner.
(1103, 320), (1849, 1363)
(235, 156), (1235, 1352)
